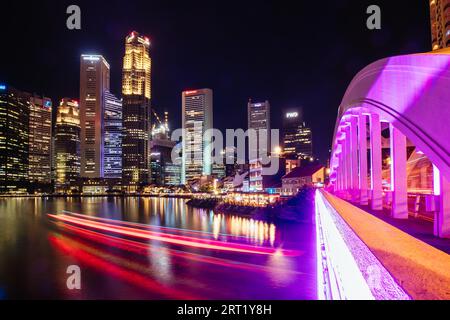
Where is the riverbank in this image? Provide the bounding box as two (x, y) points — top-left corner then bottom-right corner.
(189, 188), (316, 223)
(0, 194), (192, 199)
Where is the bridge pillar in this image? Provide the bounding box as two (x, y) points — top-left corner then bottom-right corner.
(369, 113), (383, 210)
(358, 114), (368, 205)
(390, 124), (408, 219)
(434, 166), (450, 238)
(350, 117), (359, 202)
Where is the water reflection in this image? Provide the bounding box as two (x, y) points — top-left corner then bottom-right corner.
(0, 197), (316, 299)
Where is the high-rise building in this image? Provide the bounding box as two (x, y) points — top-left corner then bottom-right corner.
(430, 0), (450, 50)
(55, 99), (81, 193)
(282, 109), (313, 160)
(0, 84), (30, 193)
(29, 95), (52, 185)
(104, 91), (122, 179)
(181, 89), (213, 183)
(121, 31), (152, 187)
(248, 100), (271, 160)
(79, 54), (110, 178)
(164, 142), (182, 186)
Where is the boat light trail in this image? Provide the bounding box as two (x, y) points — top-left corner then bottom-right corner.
(48, 213), (298, 256)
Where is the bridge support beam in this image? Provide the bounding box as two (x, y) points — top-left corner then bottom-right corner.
(390, 124), (408, 219)
(434, 167), (450, 239)
(369, 114), (383, 210)
(350, 117), (359, 202)
(358, 114), (368, 205)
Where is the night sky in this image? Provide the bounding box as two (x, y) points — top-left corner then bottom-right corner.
(0, 0), (430, 163)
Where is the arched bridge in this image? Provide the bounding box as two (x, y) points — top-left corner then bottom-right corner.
(329, 48), (450, 238)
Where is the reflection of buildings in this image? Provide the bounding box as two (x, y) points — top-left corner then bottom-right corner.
(55, 99), (81, 192)
(282, 108), (313, 160)
(248, 100), (270, 159)
(79, 54), (110, 178)
(0, 85), (30, 193)
(29, 95), (52, 185)
(430, 0), (450, 50)
(104, 91), (122, 179)
(182, 89), (213, 183)
(121, 31), (152, 187)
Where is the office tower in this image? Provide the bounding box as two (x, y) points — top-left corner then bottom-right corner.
(104, 91), (122, 179)
(121, 31), (152, 187)
(55, 99), (81, 192)
(181, 89), (213, 183)
(164, 142), (182, 186)
(29, 95), (52, 185)
(247, 100), (271, 160)
(430, 0), (450, 50)
(282, 108), (313, 160)
(79, 54), (110, 178)
(0, 84), (30, 193)
(150, 139), (176, 185)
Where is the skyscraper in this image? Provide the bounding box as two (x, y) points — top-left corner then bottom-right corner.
(29, 95), (52, 185)
(55, 99), (80, 193)
(79, 54), (110, 178)
(282, 108), (313, 160)
(182, 89), (213, 183)
(430, 0), (450, 50)
(0, 84), (29, 193)
(248, 100), (271, 160)
(121, 31), (152, 187)
(104, 91), (122, 179)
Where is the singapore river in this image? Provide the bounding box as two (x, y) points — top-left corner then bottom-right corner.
(0, 197), (316, 299)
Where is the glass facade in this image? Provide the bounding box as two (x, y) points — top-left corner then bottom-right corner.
(121, 31), (152, 186)
(104, 91), (122, 179)
(182, 89), (213, 183)
(0, 85), (30, 193)
(55, 99), (81, 193)
(28, 95), (52, 185)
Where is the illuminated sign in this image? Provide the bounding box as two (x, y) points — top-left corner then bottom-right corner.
(184, 90), (198, 95)
(286, 112), (298, 118)
(254, 103), (263, 107)
(0, 84), (6, 90)
(82, 55), (100, 61)
(44, 100), (52, 108)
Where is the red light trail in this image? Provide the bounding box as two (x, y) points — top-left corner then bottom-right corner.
(48, 213), (299, 256)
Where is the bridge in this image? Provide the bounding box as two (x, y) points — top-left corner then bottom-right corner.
(317, 48), (450, 300)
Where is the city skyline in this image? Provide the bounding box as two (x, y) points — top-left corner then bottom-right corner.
(0, 1), (431, 164)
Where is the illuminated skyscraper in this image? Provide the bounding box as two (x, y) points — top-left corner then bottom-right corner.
(121, 31), (152, 187)
(248, 100), (271, 160)
(282, 108), (313, 160)
(430, 0), (450, 50)
(55, 99), (81, 192)
(182, 89), (213, 183)
(79, 54), (110, 178)
(104, 91), (122, 179)
(0, 84), (29, 193)
(29, 95), (52, 184)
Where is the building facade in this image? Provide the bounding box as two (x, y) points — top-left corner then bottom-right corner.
(0, 85), (30, 193)
(79, 54), (110, 178)
(28, 95), (52, 185)
(430, 0), (450, 50)
(55, 99), (81, 193)
(282, 109), (313, 160)
(181, 89), (213, 183)
(104, 91), (122, 179)
(121, 31), (152, 187)
(248, 100), (271, 160)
